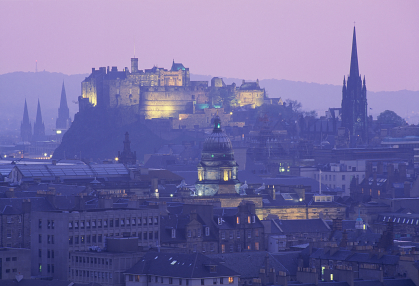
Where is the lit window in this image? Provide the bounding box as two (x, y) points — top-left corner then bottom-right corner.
(228, 277), (234, 284)
(236, 217), (240, 224)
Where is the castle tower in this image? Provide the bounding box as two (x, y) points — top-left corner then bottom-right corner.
(195, 116), (240, 196)
(131, 57), (138, 73)
(341, 27), (368, 144)
(20, 99), (32, 142)
(117, 132), (137, 165)
(33, 99), (45, 141)
(56, 82), (71, 130)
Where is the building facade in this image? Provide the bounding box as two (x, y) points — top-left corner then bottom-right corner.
(30, 207), (160, 280)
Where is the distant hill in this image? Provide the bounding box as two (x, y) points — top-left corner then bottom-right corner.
(1, 71), (418, 139)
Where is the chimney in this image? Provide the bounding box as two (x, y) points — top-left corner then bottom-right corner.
(366, 161), (373, 179)
(75, 196), (86, 211)
(131, 58), (138, 73)
(277, 271), (288, 286)
(332, 218), (343, 231)
(377, 162), (384, 174)
(387, 164), (394, 180)
(339, 230), (348, 248)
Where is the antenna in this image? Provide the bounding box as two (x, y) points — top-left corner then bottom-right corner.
(134, 44), (136, 58)
(36, 60), (38, 73)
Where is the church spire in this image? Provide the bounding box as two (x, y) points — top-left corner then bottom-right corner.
(33, 99), (45, 141)
(349, 26), (359, 78)
(56, 82), (71, 130)
(20, 99), (32, 142)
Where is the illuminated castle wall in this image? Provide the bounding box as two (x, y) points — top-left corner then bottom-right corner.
(79, 58), (265, 119)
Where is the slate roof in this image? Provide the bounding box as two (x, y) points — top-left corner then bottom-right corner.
(239, 82), (261, 90)
(310, 248), (399, 265)
(0, 197), (54, 213)
(271, 218), (331, 234)
(207, 251), (289, 278)
(125, 252), (238, 278)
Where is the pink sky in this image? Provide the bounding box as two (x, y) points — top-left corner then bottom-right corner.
(0, 0), (418, 91)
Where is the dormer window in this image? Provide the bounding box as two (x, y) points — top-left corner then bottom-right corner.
(236, 217), (240, 224)
(171, 229), (176, 238)
(248, 216), (251, 224)
(252, 216), (256, 223)
(218, 218), (222, 225)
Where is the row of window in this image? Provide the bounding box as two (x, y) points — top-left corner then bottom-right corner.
(221, 242), (259, 253)
(72, 256), (112, 266)
(38, 263), (54, 273)
(38, 249), (54, 259)
(69, 231), (159, 245)
(127, 275), (234, 285)
(69, 217), (158, 229)
(71, 269), (112, 280)
(5, 229), (22, 238)
(4, 257), (18, 262)
(220, 229), (259, 240)
(7, 216), (22, 224)
(39, 234), (54, 244)
(383, 216), (419, 225)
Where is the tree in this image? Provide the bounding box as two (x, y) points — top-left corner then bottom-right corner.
(377, 110), (406, 127)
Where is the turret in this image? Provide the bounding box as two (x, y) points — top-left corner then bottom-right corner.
(131, 57), (138, 73)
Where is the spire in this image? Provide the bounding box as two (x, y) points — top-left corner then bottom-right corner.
(23, 99), (30, 125)
(60, 81), (69, 111)
(33, 99), (45, 141)
(20, 99), (32, 142)
(56, 82), (71, 130)
(349, 26), (359, 77)
(35, 99), (43, 125)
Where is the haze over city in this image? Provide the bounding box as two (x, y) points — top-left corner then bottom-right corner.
(3, 2), (419, 285)
(1, 0), (418, 92)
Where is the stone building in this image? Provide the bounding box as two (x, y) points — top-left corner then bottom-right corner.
(78, 58), (265, 120)
(195, 116), (240, 196)
(30, 207), (160, 280)
(117, 132), (137, 165)
(0, 248), (31, 280)
(124, 252), (239, 286)
(68, 237), (144, 286)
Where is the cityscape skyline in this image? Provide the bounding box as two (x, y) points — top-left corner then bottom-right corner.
(0, 0), (418, 92)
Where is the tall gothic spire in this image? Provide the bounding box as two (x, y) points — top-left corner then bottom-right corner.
(33, 99), (45, 141)
(56, 81), (71, 130)
(20, 99), (32, 142)
(349, 26), (359, 78)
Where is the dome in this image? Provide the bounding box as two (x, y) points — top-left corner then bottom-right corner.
(202, 116), (233, 153)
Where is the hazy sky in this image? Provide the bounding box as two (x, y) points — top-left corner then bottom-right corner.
(1, 0), (418, 92)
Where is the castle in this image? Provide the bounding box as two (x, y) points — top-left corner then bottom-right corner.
(78, 58), (266, 120)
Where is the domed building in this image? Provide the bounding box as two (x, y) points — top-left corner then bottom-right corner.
(195, 116), (240, 196)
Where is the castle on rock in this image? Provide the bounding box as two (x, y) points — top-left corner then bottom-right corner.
(78, 59), (266, 120)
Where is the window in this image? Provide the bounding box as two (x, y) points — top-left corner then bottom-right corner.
(213, 278), (217, 285)
(188, 230), (192, 238)
(74, 236), (79, 244)
(12, 257), (17, 261)
(201, 279), (205, 285)
(248, 216), (251, 224)
(38, 249), (42, 258)
(74, 221), (78, 229)
(132, 218), (136, 226)
(109, 219), (113, 227)
(6, 229), (11, 238)
(228, 277), (234, 284)
(255, 242), (260, 250)
(342, 175), (345, 180)
(229, 231), (233, 239)
(154, 217), (158, 225)
(247, 230), (251, 238)
(198, 228), (202, 237)
(104, 219), (108, 228)
(221, 231), (225, 240)
(252, 215), (256, 223)
(149, 231), (153, 240)
(69, 236), (73, 245)
(115, 219), (119, 227)
(126, 218), (130, 226)
(98, 234), (102, 243)
(179, 278), (183, 285)
(149, 217), (153, 225)
(342, 184), (345, 191)
(237, 230), (240, 238)
(229, 245), (234, 252)
(92, 220), (96, 228)
(236, 217), (240, 224)
(47, 220), (51, 229)
(205, 227), (210, 236)
(221, 244), (225, 253)
(220, 278), (224, 284)
(39, 234), (42, 243)
(92, 235), (96, 243)
(169, 278), (173, 284)
(255, 229), (259, 237)
(39, 219), (42, 229)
